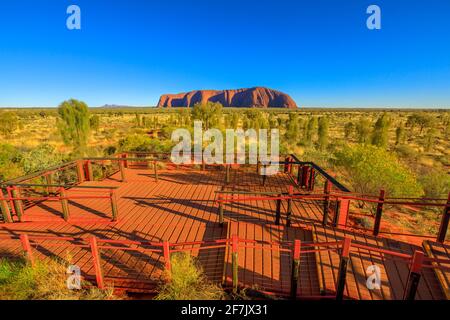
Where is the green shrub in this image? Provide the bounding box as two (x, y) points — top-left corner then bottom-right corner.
(0, 257), (118, 300)
(155, 252), (224, 300)
(333, 145), (423, 197)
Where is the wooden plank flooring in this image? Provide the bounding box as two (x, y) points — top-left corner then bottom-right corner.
(0, 166), (448, 299)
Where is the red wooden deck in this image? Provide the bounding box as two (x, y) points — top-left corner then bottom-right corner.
(0, 166), (448, 299)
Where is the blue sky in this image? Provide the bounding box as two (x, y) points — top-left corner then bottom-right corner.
(0, 0), (449, 108)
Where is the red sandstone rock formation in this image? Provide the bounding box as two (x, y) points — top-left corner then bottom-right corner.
(157, 87), (298, 109)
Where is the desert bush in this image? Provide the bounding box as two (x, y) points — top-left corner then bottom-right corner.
(317, 117), (329, 150)
(0, 111), (19, 136)
(356, 118), (371, 144)
(333, 145), (423, 197)
(418, 167), (450, 199)
(191, 102), (223, 130)
(118, 134), (173, 153)
(0, 258), (118, 300)
(57, 99), (91, 155)
(20, 144), (64, 174)
(155, 252), (224, 300)
(0, 144), (24, 182)
(371, 113), (391, 148)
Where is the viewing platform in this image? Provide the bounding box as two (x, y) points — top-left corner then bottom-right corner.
(0, 154), (448, 299)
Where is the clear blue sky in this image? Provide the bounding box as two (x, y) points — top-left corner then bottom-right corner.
(0, 0), (449, 108)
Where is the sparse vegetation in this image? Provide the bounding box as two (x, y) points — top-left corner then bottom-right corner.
(0, 257), (119, 300)
(155, 252), (224, 300)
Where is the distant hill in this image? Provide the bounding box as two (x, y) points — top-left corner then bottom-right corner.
(157, 87), (298, 109)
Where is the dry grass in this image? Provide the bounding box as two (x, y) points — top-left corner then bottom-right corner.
(155, 252), (224, 300)
(0, 256), (120, 300)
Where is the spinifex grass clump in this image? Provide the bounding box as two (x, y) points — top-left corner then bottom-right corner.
(156, 252), (224, 300)
(0, 257), (118, 300)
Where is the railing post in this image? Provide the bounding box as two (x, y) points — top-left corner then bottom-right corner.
(256, 161), (260, 174)
(286, 186), (293, 227)
(11, 186), (24, 222)
(290, 239), (301, 300)
(262, 163), (267, 186)
(89, 236), (105, 289)
(301, 166), (310, 189)
(76, 160), (85, 184)
(297, 165), (302, 185)
(163, 241), (171, 275)
(85, 160), (94, 181)
(336, 237), (351, 301)
(45, 173), (54, 194)
(119, 159), (126, 182)
(20, 234), (34, 266)
(309, 168), (316, 191)
(225, 165), (231, 184)
(373, 189), (385, 236)
(122, 153), (128, 168)
(322, 180), (331, 226)
(218, 196), (224, 226)
(275, 194), (281, 225)
(437, 192), (450, 243)
(284, 156), (290, 173)
(59, 187), (70, 221)
(0, 190), (12, 223)
(403, 250), (424, 300)
(153, 161), (159, 182)
(110, 190), (118, 221)
(232, 235), (239, 294)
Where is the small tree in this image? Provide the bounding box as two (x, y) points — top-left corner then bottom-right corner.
(371, 113), (390, 148)
(304, 116), (317, 145)
(344, 122), (354, 139)
(356, 118), (371, 144)
(57, 99), (91, 154)
(89, 115), (100, 132)
(422, 128), (438, 152)
(395, 124), (405, 145)
(191, 102), (222, 130)
(317, 117), (329, 150)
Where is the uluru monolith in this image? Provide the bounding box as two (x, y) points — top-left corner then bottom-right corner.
(157, 87), (298, 109)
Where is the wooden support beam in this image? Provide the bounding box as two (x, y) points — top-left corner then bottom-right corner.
(290, 239), (301, 300)
(218, 198), (224, 226)
(110, 190), (118, 221)
(336, 237), (351, 301)
(11, 187), (24, 222)
(89, 237), (105, 289)
(225, 165), (231, 184)
(163, 241), (171, 275)
(119, 159), (126, 182)
(0, 189), (12, 223)
(76, 160), (85, 184)
(275, 195), (281, 225)
(232, 234), (239, 294)
(286, 186), (293, 227)
(403, 250), (424, 300)
(309, 168), (316, 191)
(153, 161), (159, 182)
(20, 234), (34, 266)
(59, 188), (70, 221)
(85, 160), (94, 181)
(373, 189), (385, 236)
(437, 192), (450, 243)
(322, 180), (331, 226)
